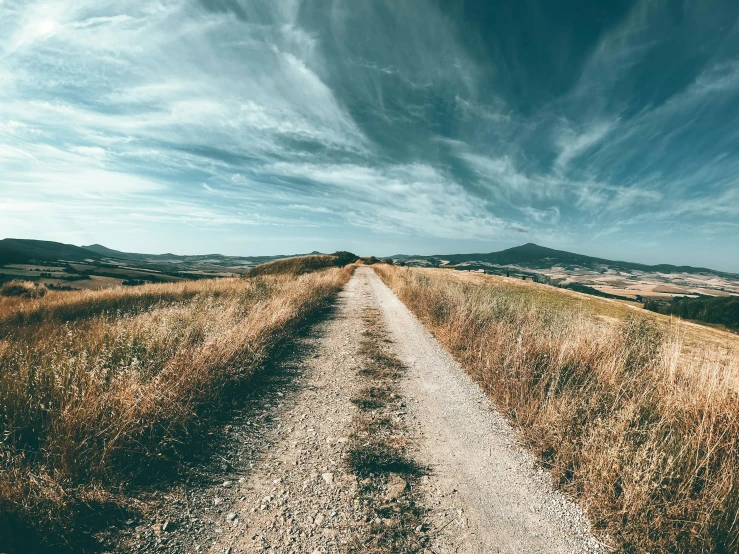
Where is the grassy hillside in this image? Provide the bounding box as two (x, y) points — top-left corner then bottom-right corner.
(0, 239), (101, 265)
(248, 252), (358, 277)
(375, 265), (739, 553)
(0, 266), (353, 551)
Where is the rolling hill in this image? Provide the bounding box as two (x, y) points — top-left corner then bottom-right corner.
(0, 239), (102, 265)
(81, 243), (292, 265)
(0, 238), (319, 267)
(394, 243), (739, 302)
(0, 239), (330, 290)
(397, 243), (733, 276)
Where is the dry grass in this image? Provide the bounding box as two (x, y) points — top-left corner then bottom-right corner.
(0, 279), (208, 332)
(248, 252), (360, 278)
(347, 307), (427, 554)
(0, 280), (47, 299)
(375, 265), (739, 553)
(247, 254), (339, 277)
(0, 267), (353, 550)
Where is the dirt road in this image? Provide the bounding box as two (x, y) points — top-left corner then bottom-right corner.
(116, 268), (602, 553)
(363, 267), (602, 553)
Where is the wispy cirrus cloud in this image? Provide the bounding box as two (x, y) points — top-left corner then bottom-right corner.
(265, 162), (513, 239)
(0, 0), (738, 269)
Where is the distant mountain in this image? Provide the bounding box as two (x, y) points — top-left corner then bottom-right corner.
(0, 238), (323, 268)
(0, 239), (102, 265)
(397, 243), (736, 278)
(81, 244), (318, 265)
(81, 244), (153, 261)
(82, 244), (233, 263)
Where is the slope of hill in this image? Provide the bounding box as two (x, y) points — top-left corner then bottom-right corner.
(0, 239), (102, 265)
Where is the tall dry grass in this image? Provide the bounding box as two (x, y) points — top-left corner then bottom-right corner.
(0, 267), (352, 549)
(0, 280), (47, 299)
(375, 265), (739, 553)
(248, 254), (339, 277)
(247, 252), (358, 278)
(0, 279), (208, 333)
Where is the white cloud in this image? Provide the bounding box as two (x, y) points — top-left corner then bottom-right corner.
(554, 120), (616, 172)
(520, 206), (560, 224)
(0, 0), (369, 170)
(267, 162), (512, 239)
(460, 153), (534, 194)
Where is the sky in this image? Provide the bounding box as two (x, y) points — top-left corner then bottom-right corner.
(1, 0), (739, 271)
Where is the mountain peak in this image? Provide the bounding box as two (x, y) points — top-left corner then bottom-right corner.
(507, 242), (553, 253)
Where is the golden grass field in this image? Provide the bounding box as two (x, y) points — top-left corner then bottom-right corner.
(375, 264), (739, 553)
(0, 265), (353, 549)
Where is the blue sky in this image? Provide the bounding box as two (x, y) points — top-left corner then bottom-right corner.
(1, 0), (739, 271)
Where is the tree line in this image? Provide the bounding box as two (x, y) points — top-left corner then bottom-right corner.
(644, 295), (739, 330)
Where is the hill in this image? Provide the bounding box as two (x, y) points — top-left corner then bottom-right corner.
(81, 243), (303, 265)
(394, 243), (739, 302)
(0, 238), (322, 268)
(0, 239), (101, 265)
(0, 239), (333, 291)
(247, 252), (358, 277)
(400, 243), (733, 276)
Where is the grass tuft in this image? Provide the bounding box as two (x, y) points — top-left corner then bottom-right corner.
(0, 280), (47, 299)
(351, 386), (391, 410)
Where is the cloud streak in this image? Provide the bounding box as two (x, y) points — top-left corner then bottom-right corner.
(0, 0), (738, 269)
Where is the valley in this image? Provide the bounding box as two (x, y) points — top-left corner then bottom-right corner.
(0, 239), (322, 290)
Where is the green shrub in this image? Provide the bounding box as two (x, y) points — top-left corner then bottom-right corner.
(332, 251), (359, 266)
